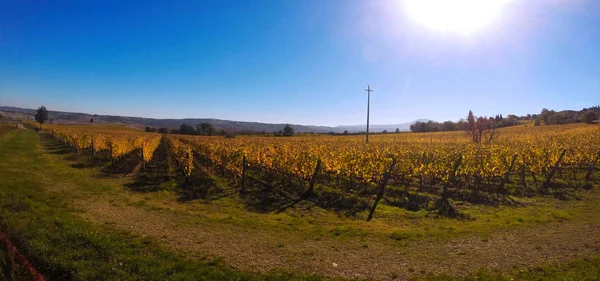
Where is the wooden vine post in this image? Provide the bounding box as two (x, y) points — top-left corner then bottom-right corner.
(367, 158), (397, 222)
(438, 153), (462, 217)
(91, 137), (95, 159)
(585, 152), (600, 181)
(542, 149), (566, 191)
(110, 144), (114, 165)
(519, 165), (528, 189)
(275, 159), (322, 214)
(141, 146), (145, 172)
(443, 154), (462, 200)
(302, 159), (322, 199)
(499, 153), (518, 191)
(241, 156), (247, 192)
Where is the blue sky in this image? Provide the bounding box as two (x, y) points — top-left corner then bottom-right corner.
(1, 0), (599, 126)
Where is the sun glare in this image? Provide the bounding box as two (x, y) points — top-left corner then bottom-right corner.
(403, 0), (514, 36)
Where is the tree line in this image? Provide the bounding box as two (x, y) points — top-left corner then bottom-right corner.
(145, 123), (296, 137)
(145, 122), (221, 136)
(540, 107), (598, 125)
(410, 106), (599, 133)
(410, 113), (520, 133)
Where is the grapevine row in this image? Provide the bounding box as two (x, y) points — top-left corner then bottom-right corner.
(170, 124), (600, 195)
(39, 124), (162, 164)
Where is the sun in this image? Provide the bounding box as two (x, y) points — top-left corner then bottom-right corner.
(402, 0), (514, 36)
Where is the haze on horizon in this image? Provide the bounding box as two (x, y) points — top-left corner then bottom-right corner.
(1, 0), (599, 127)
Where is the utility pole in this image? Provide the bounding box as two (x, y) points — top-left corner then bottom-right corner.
(364, 85), (373, 144)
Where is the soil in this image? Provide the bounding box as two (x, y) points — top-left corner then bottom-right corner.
(77, 198), (600, 280)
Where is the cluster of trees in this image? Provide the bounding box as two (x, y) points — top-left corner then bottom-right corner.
(323, 128), (401, 136)
(275, 124), (294, 137)
(145, 123), (296, 137)
(409, 110), (498, 143)
(410, 120), (466, 133)
(378, 128), (401, 134)
(176, 122), (218, 136)
(582, 110), (599, 124)
(540, 107), (598, 125)
(410, 106), (599, 134)
(144, 127), (170, 134)
(410, 114), (519, 133)
(145, 122), (219, 136)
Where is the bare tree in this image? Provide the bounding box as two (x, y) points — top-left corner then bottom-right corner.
(466, 111), (497, 144)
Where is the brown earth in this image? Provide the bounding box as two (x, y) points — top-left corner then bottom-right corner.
(74, 198), (600, 280)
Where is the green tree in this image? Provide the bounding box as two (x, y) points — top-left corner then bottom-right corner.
(282, 124), (294, 137)
(179, 123), (196, 135)
(441, 121), (456, 131)
(582, 111), (598, 124)
(395, 128), (400, 133)
(504, 114), (519, 126)
(540, 108), (554, 124)
(35, 105), (48, 129)
(197, 122), (217, 136)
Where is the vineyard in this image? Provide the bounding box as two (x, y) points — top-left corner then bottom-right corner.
(36, 123), (600, 219)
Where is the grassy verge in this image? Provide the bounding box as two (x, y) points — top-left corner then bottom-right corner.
(0, 129), (322, 281)
(419, 255), (600, 281)
(0, 124), (12, 137)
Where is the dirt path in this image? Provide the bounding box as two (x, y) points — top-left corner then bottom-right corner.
(77, 199), (600, 280)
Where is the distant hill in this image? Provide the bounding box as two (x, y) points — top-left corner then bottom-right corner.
(0, 106), (427, 134)
(335, 119), (431, 133)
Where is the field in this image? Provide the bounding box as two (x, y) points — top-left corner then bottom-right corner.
(39, 122), (600, 217)
(2, 122), (600, 280)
